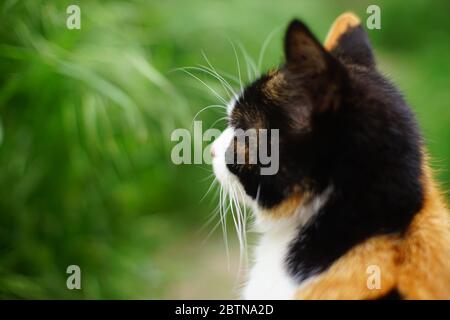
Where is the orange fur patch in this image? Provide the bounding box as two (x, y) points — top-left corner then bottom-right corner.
(324, 12), (361, 51)
(294, 159), (450, 299)
(397, 162), (450, 299)
(295, 234), (400, 300)
(261, 187), (308, 218)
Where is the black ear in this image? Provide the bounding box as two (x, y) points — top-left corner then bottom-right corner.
(284, 19), (346, 113)
(284, 19), (330, 73)
(324, 13), (374, 67)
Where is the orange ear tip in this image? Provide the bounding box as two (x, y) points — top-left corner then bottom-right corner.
(335, 12), (361, 27)
(324, 12), (361, 51)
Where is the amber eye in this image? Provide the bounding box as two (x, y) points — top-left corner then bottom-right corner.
(234, 137), (250, 165)
(226, 129), (259, 167)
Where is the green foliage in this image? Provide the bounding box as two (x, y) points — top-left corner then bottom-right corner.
(0, 0), (449, 299)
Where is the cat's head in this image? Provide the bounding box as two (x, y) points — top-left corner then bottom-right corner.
(211, 13), (420, 219)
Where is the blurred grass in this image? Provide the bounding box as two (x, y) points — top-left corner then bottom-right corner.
(0, 0), (449, 299)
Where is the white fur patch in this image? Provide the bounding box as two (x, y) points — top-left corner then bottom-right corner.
(227, 96), (237, 116)
(242, 188), (332, 300)
(242, 215), (299, 299)
(211, 127), (235, 186)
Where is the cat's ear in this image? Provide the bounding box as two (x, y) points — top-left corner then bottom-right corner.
(324, 12), (374, 67)
(284, 19), (346, 113)
(284, 19), (330, 73)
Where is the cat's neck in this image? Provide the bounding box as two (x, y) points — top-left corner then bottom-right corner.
(243, 188), (333, 299)
(252, 186), (333, 235)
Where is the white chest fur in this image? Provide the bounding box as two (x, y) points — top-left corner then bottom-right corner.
(242, 217), (299, 299)
(242, 189), (331, 300)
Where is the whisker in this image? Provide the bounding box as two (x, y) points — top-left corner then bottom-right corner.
(229, 183), (250, 284)
(219, 185), (230, 268)
(199, 67), (235, 99)
(209, 68), (241, 86)
(191, 104), (227, 126)
(181, 65), (234, 99)
(195, 165), (213, 173)
(200, 178), (218, 202)
(174, 68), (229, 105)
(199, 172), (215, 182)
(256, 184), (261, 204)
(198, 187), (227, 243)
(208, 116), (229, 130)
(228, 185), (243, 259)
(197, 64), (238, 100)
(231, 185), (248, 264)
(201, 51), (239, 98)
(199, 202), (221, 234)
(203, 215), (224, 244)
(236, 185), (249, 261)
(226, 37), (244, 96)
(257, 26), (282, 73)
(236, 40), (259, 81)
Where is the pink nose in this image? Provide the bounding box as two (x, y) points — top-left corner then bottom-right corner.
(211, 146), (216, 158)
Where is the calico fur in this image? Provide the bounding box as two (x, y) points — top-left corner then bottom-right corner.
(211, 12), (450, 299)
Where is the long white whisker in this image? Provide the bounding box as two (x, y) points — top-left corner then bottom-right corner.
(191, 104), (226, 125)
(195, 165), (213, 173)
(227, 37), (244, 96)
(199, 66), (236, 99)
(199, 172), (215, 182)
(236, 186), (249, 262)
(256, 184), (261, 204)
(219, 185), (230, 268)
(203, 215), (224, 243)
(201, 51), (239, 98)
(231, 185), (247, 266)
(210, 68), (241, 86)
(257, 26), (282, 73)
(174, 68), (229, 105)
(199, 194), (222, 236)
(199, 202), (221, 234)
(236, 40), (259, 81)
(228, 184), (243, 260)
(200, 178), (218, 203)
(182, 65), (234, 99)
(198, 64), (238, 99)
(208, 116), (229, 130)
(198, 181), (222, 237)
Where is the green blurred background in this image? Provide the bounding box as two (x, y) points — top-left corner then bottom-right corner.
(0, 0), (449, 299)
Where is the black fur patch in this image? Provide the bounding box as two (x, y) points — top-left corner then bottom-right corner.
(286, 66), (423, 281)
(331, 25), (375, 67)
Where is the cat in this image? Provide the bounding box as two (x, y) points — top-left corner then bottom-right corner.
(211, 12), (450, 299)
